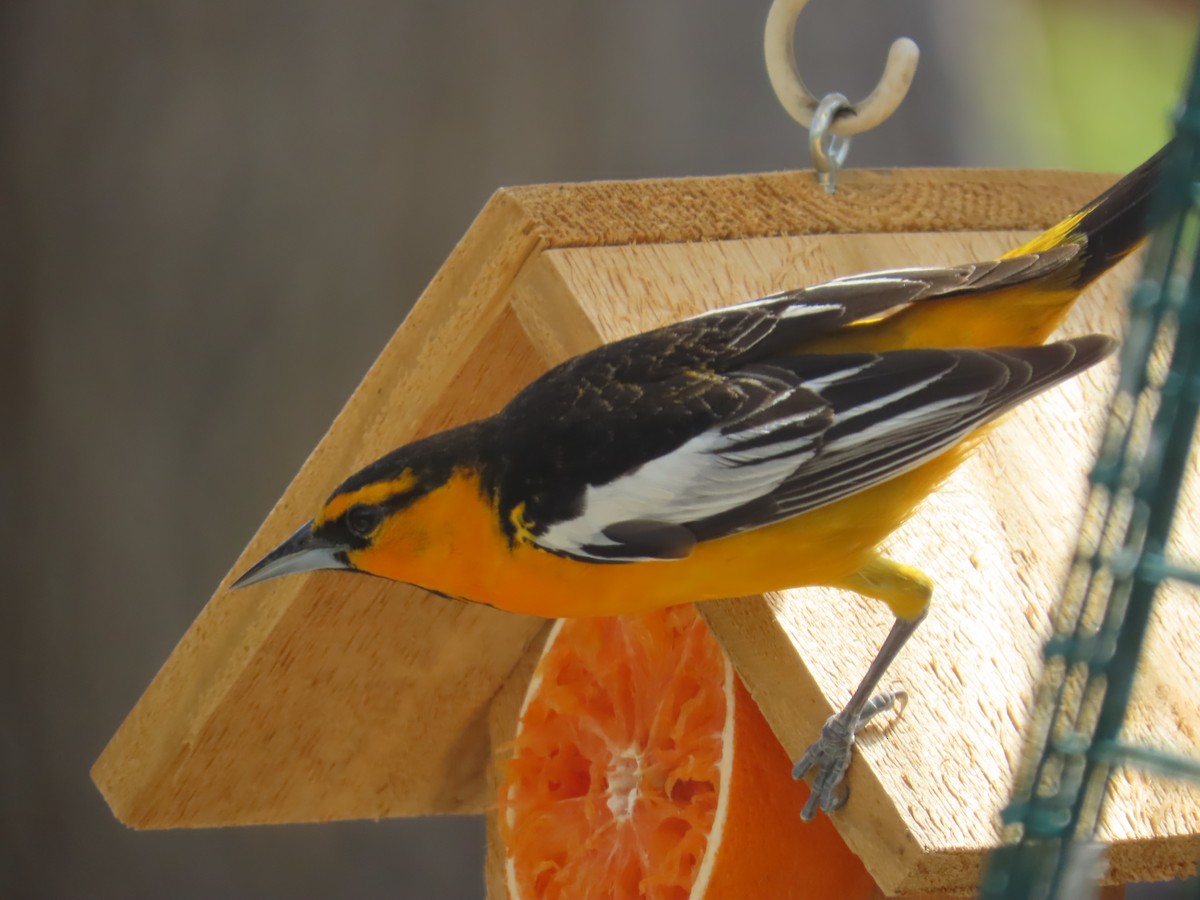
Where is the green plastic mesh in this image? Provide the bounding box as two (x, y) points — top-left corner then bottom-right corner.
(980, 50), (1200, 900)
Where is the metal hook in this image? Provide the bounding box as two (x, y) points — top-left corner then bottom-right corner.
(764, 0), (920, 138)
(809, 93), (851, 193)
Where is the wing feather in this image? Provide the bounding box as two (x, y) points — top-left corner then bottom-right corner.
(532, 336), (1112, 561)
(687, 246), (1081, 362)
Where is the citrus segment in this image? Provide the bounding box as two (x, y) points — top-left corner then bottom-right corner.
(498, 605), (877, 900)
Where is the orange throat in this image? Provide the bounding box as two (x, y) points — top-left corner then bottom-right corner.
(346, 461), (949, 618)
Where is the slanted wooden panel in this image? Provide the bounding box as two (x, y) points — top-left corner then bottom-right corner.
(91, 196), (556, 826)
(95, 167), (1192, 894)
(514, 231), (1200, 895)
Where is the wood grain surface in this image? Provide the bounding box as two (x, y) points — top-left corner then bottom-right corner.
(91, 195), (553, 826)
(528, 230), (1198, 894)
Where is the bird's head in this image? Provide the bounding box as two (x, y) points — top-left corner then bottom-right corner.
(231, 428), (479, 591)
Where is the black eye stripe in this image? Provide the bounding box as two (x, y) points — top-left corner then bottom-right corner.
(336, 489), (425, 540)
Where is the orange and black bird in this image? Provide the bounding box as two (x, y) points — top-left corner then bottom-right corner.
(234, 145), (1168, 820)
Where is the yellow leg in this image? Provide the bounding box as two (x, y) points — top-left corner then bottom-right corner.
(836, 555), (933, 621)
(793, 556), (933, 820)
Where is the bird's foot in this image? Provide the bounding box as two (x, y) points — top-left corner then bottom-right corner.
(792, 689), (906, 821)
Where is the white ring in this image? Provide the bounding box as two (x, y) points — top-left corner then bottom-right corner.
(764, 0), (919, 138)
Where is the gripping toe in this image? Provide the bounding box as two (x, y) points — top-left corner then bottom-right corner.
(793, 689), (906, 821)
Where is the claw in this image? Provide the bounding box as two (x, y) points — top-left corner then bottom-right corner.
(793, 688), (904, 821)
(799, 755), (852, 820)
(793, 712), (856, 821)
(860, 687), (905, 726)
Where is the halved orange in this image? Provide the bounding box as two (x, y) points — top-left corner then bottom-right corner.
(498, 604), (878, 900)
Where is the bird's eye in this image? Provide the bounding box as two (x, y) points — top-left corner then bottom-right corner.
(345, 504), (382, 538)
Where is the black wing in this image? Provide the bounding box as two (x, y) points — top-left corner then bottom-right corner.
(510, 336), (1112, 561)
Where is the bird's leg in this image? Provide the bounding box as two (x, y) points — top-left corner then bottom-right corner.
(792, 556), (932, 821)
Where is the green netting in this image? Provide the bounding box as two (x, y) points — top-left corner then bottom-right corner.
(979, 48), (1200, 900)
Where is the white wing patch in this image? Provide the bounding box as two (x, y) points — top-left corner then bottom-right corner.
(529, 338), (1106, 562)
(535, 403), (825, 560)
(777, 302), (844, 319)
(687, 294), (842, 321)
(532, 353), (970, 561)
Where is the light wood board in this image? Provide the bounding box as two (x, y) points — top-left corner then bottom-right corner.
(91, 195), (555, 826)
(517, 232), (1200, 895)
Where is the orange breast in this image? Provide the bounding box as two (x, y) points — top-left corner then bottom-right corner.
(359, 450), (966, 619)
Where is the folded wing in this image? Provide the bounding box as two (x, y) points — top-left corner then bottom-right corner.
(532, 335), (1112, 562)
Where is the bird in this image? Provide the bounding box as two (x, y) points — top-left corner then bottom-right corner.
(233, 144), (1168, 821)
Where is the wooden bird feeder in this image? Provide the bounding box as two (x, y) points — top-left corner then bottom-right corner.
(93, 166), (1200, 898)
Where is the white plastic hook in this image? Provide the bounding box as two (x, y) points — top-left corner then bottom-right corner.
(764, 0), (920, 138)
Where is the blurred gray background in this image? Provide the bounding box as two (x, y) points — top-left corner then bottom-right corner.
(3, 1), (1194, 897)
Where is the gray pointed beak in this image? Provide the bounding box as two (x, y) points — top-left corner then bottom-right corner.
(230, 520), (353, 590)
